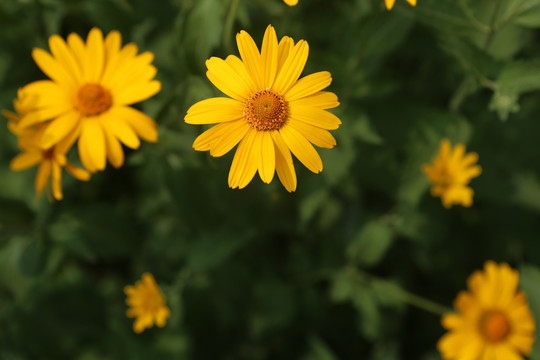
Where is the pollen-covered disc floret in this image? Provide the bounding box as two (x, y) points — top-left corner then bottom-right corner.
(185, 25), (341, 192)
(245, 89), (288, 131)
(437, 261), (536, 360)
(76, 84), (112, 116)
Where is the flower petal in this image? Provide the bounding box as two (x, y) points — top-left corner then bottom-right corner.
(261, 25), (279, 88)
(273, 40), (309, 94)
(279, 124), (322, 173)
(288, 118), (336, 149)
(112, 106), (158, 142)
(258, 131), (275, 184)
(85, 28), (105, 82)
(289, 106), (341, 130)
(290, 91), (339, 109)
(271, 131), (297, 192)
(228, 128), (258, 189)
(286, 72), (333, 101)
(192, 119), (249, 157)
(114, 80), (161, 106)
(236, 30), (264, 89)
(79, 119), (106, 171)
(185, 97), (244, 124)
(40, 111), (80, 149)
(10, 151), (42, 170)
(206, 57), (252, 101)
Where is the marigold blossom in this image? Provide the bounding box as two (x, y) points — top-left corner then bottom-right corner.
(185, 25), (341, 192)
(385, 0), (416, 10)
(124, 273), (170, 334)
(18, 27), (160, 173)
(422, 139), (481, 208)
(438, 261), (536, 360)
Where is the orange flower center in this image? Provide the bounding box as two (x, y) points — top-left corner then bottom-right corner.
(76, 84), (112, 116)
(479, 310), (511, 343)
(244, 89), (288, 131)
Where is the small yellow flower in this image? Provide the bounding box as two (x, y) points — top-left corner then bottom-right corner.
(18, 27), (160, 173)
(5, 91), (90, 200)
(185, 25), (341, 192)
(438, 261), (536, 360)
(385, 0), (416, 10)
(124, 273), (170, 334)
(422, 139), (481, 208)
(283, 0), (298, 6)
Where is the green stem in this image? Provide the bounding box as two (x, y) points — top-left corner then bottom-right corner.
(223, 0), (240, 53)
(484, 0), (503, 50)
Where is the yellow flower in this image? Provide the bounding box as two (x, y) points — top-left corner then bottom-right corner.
(18, 27), (160, 173)
(422, 139), (482, 208)
(124, 273), (170, 334)
(185, 25), (341, 192)
(385, 0), (416, 10)
(284, 0), (298, 5)
(5, 91), (90, 200)
(438, 261), (536, 360)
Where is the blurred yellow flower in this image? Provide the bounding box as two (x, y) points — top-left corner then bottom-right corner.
(422, 139), (481, 208)
(283, 0), (298, 5)
(4, 91), (90, 200)
(124, 273), (170, 334)
(18, 27), (160, 173)
(185, 25), (341, 192)
(438, 261), (535, 360)
(385, 0), (416, 10)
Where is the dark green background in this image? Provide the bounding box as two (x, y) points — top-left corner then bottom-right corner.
(1, 0), (540, 358)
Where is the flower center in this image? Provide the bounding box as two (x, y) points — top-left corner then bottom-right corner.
(479, 310), (511, 343)
(76, 84), (112, 116)
(244, 89), (288, 131)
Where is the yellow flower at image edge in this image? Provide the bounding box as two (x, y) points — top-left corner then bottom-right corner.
(438, 261), (536, 360)
(18, 27), (160, 173)
(283, 0), (298, 6)
(385, 0), (416, 10)
(185, 25), (341, 192)
(4, 90), (90, 200)
(422, 139), (481, 208)
(124, 273), (170, 334)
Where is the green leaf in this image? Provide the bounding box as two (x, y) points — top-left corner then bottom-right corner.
(490, 60), (540, 120)
(302, 336), (338, 360)
(347, 221), (394, 267)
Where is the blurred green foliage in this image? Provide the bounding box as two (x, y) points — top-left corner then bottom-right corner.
(1, 0), (540, 358)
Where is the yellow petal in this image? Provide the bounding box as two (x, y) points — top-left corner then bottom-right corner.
(85, 28), (105, 82)
(10, 151), (42, 170)
(31, 48), (76, 89)
(284, 0), (298, 5)
(100, 114), (140, 149)
(112, 106), (158, 142)
(185, 97), (244, 124)
(261, 25), (279, 88)
(279, 124), (323, 173)
(192, 119), (248, 155)
(23, 80), (71, 108)
(288, 118), (336, 149)
(67, 32), (87, 75)
(40, 111), (80, 149)
(407, 0), (417, 6)
(114, 80), (161, 106)
(289, 106), (341, 130)
(228, 128), (258, 189)
(104, 129), (125, 168)
(206, 57), (252, 101)
(285, 72), (333, 101)
(51, 162), (63, 200)
(236, 30), (264, 89)
(35, 160), (52, 196)
(65, 163), (91, 181)
(79, 119), (106, 171)
(385, 0), (396, 9)
(258, 131), (275, 184)
(225, 55), (257, 95)
(271, 131), (297, 192)
(277, 36), (294, 73)
(273, 40), (309, 94)
(101, 43), (138, 86)
(105, 53), (156, 91)
(49, 34), (83, 82)
(290, 91), (339, 109)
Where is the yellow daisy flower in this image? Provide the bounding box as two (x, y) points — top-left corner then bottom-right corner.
(438, 261), (536, 360)
(284, 0), (298, 6)
(18, 27), (160, 173)
(124, 273), (170, 334)
(385, 0), (416, 10)
(4, 90), (89, 200)
(185, 25), (341, 192)
(422, 139), (482, 208)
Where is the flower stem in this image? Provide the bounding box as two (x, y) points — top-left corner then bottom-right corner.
(223, 0), (240, 53)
